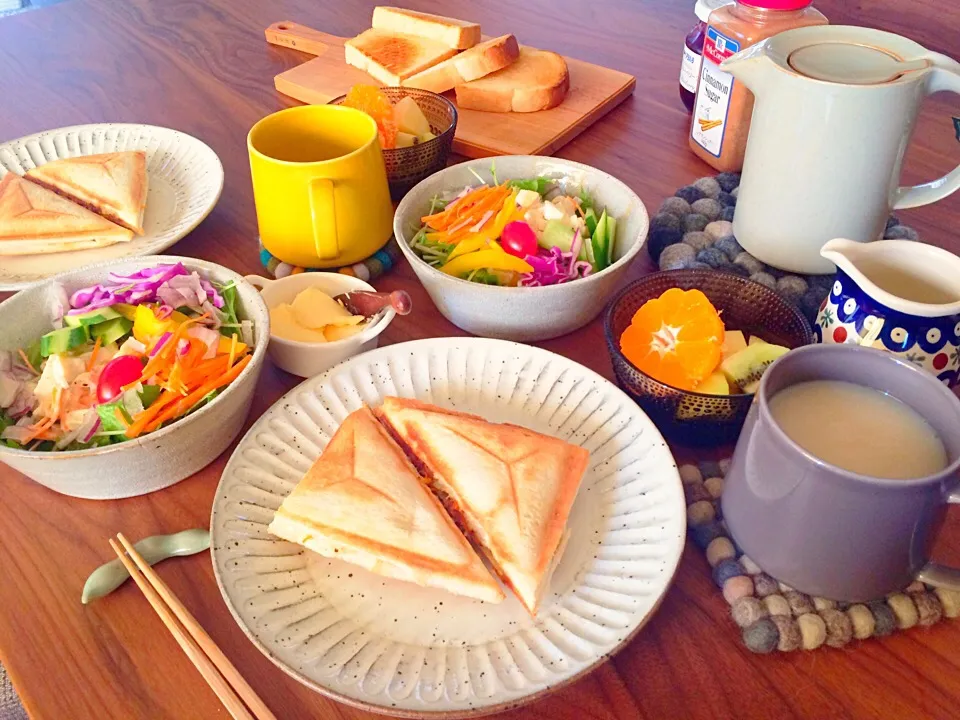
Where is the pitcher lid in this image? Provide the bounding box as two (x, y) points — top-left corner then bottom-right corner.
(789, 42), (930, 84)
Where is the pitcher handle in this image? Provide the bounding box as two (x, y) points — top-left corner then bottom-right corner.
(916, 486), (960, 591)
(309, 177), (339, 261)
(893, 55), (960, 210)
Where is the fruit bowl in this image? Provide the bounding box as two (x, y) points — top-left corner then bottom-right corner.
(604, 270), (813, 446)
(329, 87), (457, 199)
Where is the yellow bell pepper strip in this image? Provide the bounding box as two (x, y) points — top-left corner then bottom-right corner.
(446, 236), (500, 262)
(112, 303), (138, 321)
(440, 249), (533, 277)
(133, 304), (172, 343)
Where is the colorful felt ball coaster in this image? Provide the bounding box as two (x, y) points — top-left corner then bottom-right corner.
(684, 459), (959, 653)
(651, 175), (921, 326)
(258, 237), (402, 283)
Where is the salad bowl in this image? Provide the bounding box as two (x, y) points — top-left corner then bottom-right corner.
(0, 256), (269, 500)
(394, 155), (649, 342)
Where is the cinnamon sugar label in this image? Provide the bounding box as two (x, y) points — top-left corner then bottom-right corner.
(692, 27), (739, 158)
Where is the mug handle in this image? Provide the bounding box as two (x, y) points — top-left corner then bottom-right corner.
(243, 274), (273, 291)
(916, 486), (960, 591)
(893, 55), (960, 210)
(309, 177), (339, 261)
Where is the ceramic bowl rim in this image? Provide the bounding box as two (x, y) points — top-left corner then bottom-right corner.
(393, 155), (649, 295)
(0, 255), (269, 460)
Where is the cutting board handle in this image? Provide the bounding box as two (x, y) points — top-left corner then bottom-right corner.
(265, 21), (336, 57)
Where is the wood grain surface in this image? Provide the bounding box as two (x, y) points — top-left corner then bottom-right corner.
(0, 0), (959, 718)
(268, 22), (637, 158)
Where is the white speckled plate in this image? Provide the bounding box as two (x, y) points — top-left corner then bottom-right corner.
(0, 123), (223, 290)
(210, 338), (685, 718)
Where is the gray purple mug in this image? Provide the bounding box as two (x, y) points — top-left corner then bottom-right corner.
(722, 344), (960, 602)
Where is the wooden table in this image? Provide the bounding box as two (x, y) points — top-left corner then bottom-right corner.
(1, 0), (959, 718)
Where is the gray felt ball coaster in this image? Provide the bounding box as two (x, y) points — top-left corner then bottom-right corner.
(683, 460), (960, 653)
(650, 174), (921, 327)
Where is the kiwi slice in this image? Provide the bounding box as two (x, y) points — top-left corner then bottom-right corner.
(720, 342), (790, 394)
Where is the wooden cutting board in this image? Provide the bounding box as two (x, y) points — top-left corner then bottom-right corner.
(266, 22), (636, 159)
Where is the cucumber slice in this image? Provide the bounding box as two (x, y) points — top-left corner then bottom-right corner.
(539, 220), (576, 251)
(64, 306), (121, 328)
(605, 215), (617, 267)
(91, 317), (134, 346)
(593, 211), (609, 271)
(40, 325), (89, 357)
(584, 208), (598, 237)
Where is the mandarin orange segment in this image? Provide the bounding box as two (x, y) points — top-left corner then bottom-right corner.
(343, 85), (397, 149)
(619, 288), (724, 391)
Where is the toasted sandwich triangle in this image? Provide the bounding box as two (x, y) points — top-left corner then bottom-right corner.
(268, 406), (504, 603)
(0, 173), (134, 255)
(377, 397), (590, 615)
(26, 151), (148, 234)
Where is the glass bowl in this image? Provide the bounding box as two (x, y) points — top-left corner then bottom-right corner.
(604, 269), (814, 446)
(329, 87), (457, 200)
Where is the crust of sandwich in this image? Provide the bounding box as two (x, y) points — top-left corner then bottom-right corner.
(377, 397), (589, 615)
(269, 405), (504, 604)
(345, 29), (458, 85)
(25, 151), (148, 234)
(0, 173), (134, 255)
(402, 34), (520, 93)
(372, 6), (481, 50)
(455, 47), (570, 113)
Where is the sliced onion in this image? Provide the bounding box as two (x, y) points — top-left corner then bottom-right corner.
(2, 425), (35, 444)
(150, 332), (172, 357)
(155, 305), (174, 320)
(186, 326), (220, 360)
(239, 320), (254, 347)
(81, 416), (102, 443)
(470, 210), (495, 233)
(569, 229), (582, 275)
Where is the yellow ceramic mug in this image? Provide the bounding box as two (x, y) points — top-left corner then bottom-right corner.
(248, 105), (394, 268)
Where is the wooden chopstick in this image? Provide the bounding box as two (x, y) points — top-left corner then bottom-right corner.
(110, 535), (277, 720)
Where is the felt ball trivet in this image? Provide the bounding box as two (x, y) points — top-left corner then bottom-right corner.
(682, 460), (960, 653)
(258, 237), (402, 282)
(649, 174), (922, 326)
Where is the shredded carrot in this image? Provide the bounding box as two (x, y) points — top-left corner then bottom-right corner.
(144, 355), (251, 433)
(17, 349), (39, 376)
(87, 336), (102, 372)
(114, 407), (129, 429)
(421, 186), (489, 227)
(125, 389), (179, 438)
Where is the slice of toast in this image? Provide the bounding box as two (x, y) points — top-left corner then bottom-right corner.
(402, 34), (520, 94)
(455, 47), (570, 113)
(372, 6), (480, 50)
(345, 28), (458, 86)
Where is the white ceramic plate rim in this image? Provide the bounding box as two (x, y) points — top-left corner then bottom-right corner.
(210, 337), (685, 718)
(0, 123), (224, 290)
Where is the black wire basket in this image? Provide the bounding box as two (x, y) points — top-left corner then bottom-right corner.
(605, 270), (814, 447)
(329, 87), (457, 200)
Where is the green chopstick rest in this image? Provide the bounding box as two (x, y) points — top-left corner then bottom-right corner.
(81, 528), (210, 604)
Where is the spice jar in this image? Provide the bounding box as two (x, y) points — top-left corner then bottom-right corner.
(689, 0), (828, 171)
(679, 0), (734, 112)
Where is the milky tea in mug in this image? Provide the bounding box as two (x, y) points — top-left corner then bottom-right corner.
(768, 379), (948, 480)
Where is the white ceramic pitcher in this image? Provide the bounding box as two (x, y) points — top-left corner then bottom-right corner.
(724, 26), (960, 274)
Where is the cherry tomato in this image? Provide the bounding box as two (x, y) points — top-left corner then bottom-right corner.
(500, 221), (538, 258)
(96, 355), (146, 403)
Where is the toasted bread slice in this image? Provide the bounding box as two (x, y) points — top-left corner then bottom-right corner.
(372, 6), (480, 50)
(378, 397), (589, 615)
(0, 173), (134, 256)
(455, 47), (570, 113)
(269, 406), (505, 604)
(403, 34), (520, 94)
(345, 29), (458, 86)
(25, 151), (148, 234)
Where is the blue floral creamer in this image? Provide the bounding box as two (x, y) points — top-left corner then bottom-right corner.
(814, 239), (960, 388)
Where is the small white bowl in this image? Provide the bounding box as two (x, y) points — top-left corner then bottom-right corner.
(394, 155), (649, 342)
(0, 256), (269, 500)
(245, 273), (395, 378)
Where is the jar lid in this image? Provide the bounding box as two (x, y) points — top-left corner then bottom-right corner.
(738, 0), (814, 10)
(695, 0), (734, 22)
